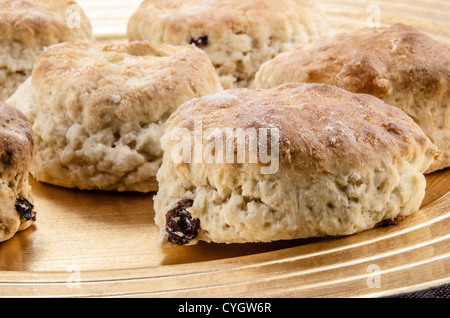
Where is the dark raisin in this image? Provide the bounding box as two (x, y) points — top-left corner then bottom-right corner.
(189, 35), (208, 48)
(15, 196), (36, 221)
(165, 199), (200, 245)
(377, 215), (405, 227)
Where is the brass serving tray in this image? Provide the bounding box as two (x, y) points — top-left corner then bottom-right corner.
(0, 0), (449, 297)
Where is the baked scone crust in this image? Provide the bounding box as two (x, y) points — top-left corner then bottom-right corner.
(127, 0), (329, 88)
(154, 83), (439, 245)
(6, 41), (222, 192)
(253, 23), (449, 173)
(0, 102), (35, 242)
(0, 0), (94, 100)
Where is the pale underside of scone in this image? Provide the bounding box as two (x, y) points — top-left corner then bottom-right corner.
(154, 83), (439, 246)
(0, 102), (36, 242)
(0, 0), (94, 100)
(127, 0), (330, 89)
(6, 41), (223, 192)
(253, 23), (450, 173)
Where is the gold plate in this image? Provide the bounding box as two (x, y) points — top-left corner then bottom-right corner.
(0, 0), (449, 297)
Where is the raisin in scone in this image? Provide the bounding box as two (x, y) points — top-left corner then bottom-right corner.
(127, 0), (329, 89)
(0, 0), (94, 101)
(6, 41), (222, 192)
(154, 83), (439, 245)
(0, 102), (35, 242)
(253, 23), (450, 173)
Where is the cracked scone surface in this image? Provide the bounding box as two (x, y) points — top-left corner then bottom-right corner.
(6, 41), (222, 192)
(154, 83), (439, 245)
(0, 0), (94, 101)
(127, 0), (329, 89)
(253, 23), (450, 173)
(0, 102), (35, 242)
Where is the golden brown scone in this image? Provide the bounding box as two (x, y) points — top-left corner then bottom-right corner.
(0, 0), (94, 101)
(253, 23), (449, 173)
(153, 83), (439, 245)
(0, 102), (35, 242)
(7, 41), (222, 192)
(127, 0), (329, 89)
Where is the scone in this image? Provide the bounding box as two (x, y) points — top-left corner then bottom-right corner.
(0, 102), (35, 242)
(0, 0), (94, 101)
(253, 23), (450, 173)
(6, 41), (222, 192)
(154, 83), (439, 245)
(127, 0), (329, 89)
